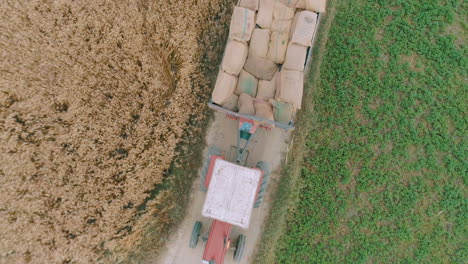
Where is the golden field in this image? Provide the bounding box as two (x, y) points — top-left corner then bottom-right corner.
(0, 0), (234, 263)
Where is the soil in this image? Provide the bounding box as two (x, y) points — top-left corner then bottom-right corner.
(154, 112), (291, 264)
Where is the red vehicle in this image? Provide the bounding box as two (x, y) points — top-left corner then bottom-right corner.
(189, 118), (270, 264)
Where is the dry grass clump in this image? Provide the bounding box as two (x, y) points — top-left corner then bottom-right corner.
(0, 0), (234, 263)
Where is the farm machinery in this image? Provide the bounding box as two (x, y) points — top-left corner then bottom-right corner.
(189, 116), (273, 264)
(188, 1), (321, 263)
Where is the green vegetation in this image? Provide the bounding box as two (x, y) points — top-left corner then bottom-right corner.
(258, 0), (467, 263)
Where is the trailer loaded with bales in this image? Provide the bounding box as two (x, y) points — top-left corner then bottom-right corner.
(190, 0), (326, 263)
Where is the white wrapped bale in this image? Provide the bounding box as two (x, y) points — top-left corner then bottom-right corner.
(305, 0), (326, 13)
(249, 29), (270, 59)
(254, 100), (275, 121)
(221, 40), (248, 76)
(235, 69), (258, 97)
(239, 0), (259, 11)
(277, 70), (304, 109)
(283, 43), (308, 71)
(273, 1), (295, 20)
(257, 0), (274, 29)
(290, 11), (317, 46)
(229, 7), (256, 43)
(238, 93), (255, 115)
(212, 71), (238, 105)
(244, 55), (278, 80)
(267, 31), (289, 64)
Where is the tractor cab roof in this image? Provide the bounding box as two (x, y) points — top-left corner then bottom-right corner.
(202, 159), (261, 229)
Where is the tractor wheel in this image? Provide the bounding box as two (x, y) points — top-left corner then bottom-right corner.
(200, 146), (221, 192)
(254, 161), (270, 208)
(233, 234), (246, 262)
(189, 221), (202, 248)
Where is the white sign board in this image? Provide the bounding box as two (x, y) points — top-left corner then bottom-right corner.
(202, 159), (261, 229)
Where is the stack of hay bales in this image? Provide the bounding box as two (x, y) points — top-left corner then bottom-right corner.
(212, 0), (325, 125)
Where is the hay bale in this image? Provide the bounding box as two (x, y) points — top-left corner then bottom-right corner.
(267, 31), (289, 64)
(257, 0), (274, 29)
(256, 71), (278, 100)
(229, 7), (256, 43)
(276, 70), (304, 109)
(221, 40), (248, 76)
(238, 93), (255, 115)
(290, 11), (317, 46)
(305, 0), (326, 13)
(212, 71), (238, 105)
(271, 19), (293, 34)
(254, 100), (275, 121)
(221, 94), (239, 112)
(239, 0), (259, 11)
(273, 1), (295, 20)
(296, 0), (306, 9)
(235, 69), (258, 97)
(283, 43), (308, 71)
(279, 0), (298, 8)
(249, 29), (270, 59)
(271, 100), (295, 124)
(244, 55), (278, 81)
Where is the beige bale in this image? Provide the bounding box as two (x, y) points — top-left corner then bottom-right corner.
(271, 19), (293, 34)
(221, 40), (248, 76)
(290, 10), (299, 38)
(235, 69), (258, 97)
(256, 71), (278, 100)
(238, 93), (255, 115)
(267, 31), (289, 64)
(212, 71), (238, 105)
(283, 43), (308, 71)
(290, 11), (317, 46)
(277, 70), (304, 109)
(229, 7), (256, 43)
(279, 0), (298, 8)
(273, 1), (295, 20)
(249, 29), (270, 59)
(305, 0), (326, 13)
(296, 0), (306, 9)
(239, 0), (259, 11)
(271, 100), (295, 124)
(257, 0), (274, 29)
(221, 94), (239, 112)
(254, 100), (274, 121)
(244, 55), (278, 80)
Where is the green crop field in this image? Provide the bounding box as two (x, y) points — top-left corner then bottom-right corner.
(257, 0), (467, 263)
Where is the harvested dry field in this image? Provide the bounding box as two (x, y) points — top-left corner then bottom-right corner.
(0, 0), (234, 263)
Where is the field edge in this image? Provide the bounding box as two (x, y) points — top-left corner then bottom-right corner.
(116, 2), (238, 262)
(252, 1), (338, 263)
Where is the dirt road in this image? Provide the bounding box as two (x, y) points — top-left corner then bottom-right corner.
(154, 112), (291, 264)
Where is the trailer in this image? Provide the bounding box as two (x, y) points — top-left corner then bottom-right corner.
(206, 12), (320, 165)
(189, 3), (322, 263)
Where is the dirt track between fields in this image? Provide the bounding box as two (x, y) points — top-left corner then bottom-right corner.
(154, 112), (291, 264)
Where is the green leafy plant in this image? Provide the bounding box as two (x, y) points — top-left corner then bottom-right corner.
(258, 0), (467, 263)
